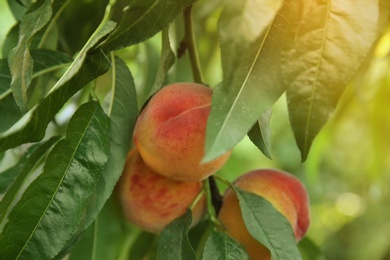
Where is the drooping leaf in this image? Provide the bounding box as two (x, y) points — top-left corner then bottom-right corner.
(0, 101), (111, 259)
(248, 109), (272, 159)
(0, 59), (11, 94)
(0, 51), (110, 153)
(56, 55), (138, 256)
(101, 0), (196, 51)
(129, 231), (158, 259)
(204, 1), (295, 162)
(81, 55), (137, 228)
(0, 94), (23, 133)
(31, 49), (72, 74)
(51, 21), (116, 92)
(68, 196), (131, 260)
(145, 27), (175, 104)
(0, 136), (60, 225)
(137, 40), (160, 107)
(2, 23), (19, 58)
(157, 209), (197, 260)
(0, 49), (72, 133)
(218, 0), (283, 87)
(234, 187), (301, 260)
(1, 49), (72, 95)
(0, 166), (19, 196)
(8, 0), (53, 111)
(298, 237), (323, 260)
(284, 0), (381, 161)
(3, 0), (69, 58)
(202, 230), (249, 260)
(6, 0), (32, 21)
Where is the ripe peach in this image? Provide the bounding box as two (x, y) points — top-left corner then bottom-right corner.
(133, 82), (231, 182)
(118, 148), (206, 233)
(218, 169), (310, 260)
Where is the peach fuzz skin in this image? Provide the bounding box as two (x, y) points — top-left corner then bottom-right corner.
(118, 148), (206, 233)
(218, 169), (310, 260)
(133, 82), (231, 182)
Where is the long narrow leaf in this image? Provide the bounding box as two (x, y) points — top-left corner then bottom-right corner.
(146, 28), (175, 104)
(204, 1), (294, 162)
(285, 0), (381, 161)
(202, 230), (249, 260)
(0, 49), (72, 133)
(0, 52), (111, 153)
(0, 136), (60, 226)
(68, 197), (131, 260)
(234, 188), (301, 260)
(0, 101), (111, 259)
(218, 0), (283, 87)
(6, 0), (32, 21)
(101, 0), (195, 51)
(248, 109), (272, 159)
(8, 0), (53, 111)
(157, 209), (197, 260)
(55, 56), (138, 257)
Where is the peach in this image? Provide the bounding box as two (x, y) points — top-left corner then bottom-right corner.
(218, 169), (310, 260)
(133, 82), (231, 182)
(118, 148), (206, 233)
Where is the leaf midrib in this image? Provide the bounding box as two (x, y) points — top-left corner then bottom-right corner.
(16, 108), (97, 259)
(208, 20), (275, 155)
(302, 0), (331, 155)
(237, 190), (281, 259)
(106, 0), (161, 44)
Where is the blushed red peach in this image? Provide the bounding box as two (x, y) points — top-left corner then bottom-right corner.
(118, 148), (206, 233)
(133, 82), (231, 182)
(218, 169), (310, 260)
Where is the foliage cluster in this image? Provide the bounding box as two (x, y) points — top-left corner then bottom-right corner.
(0, 0), (389, 259)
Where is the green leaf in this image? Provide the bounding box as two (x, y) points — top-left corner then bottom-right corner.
(284, 0), (382, 161)
(0, 167), (19, 196)
(248, 109), (272, 159)
(0, 101), (111, 259)
(204, 1), (296, 162)
(218, 0), (283, 87)
(0, 51), (110, 153)
(202, 230), (249, 260)
(2, 23), (19, 58)
(52, 21), (116, 91)
(0, 136), (60, 225)
(3, 0), (69, 58)
(157, 209), (197, 260)
(1, 49), (72, 95)
(56, 56), (138, 256)
(298, 237), (323, 260)
(145, 28), (175, 104)
(0, 49), (72, 132)
(76, 55), (138, 233)
(8, 0), (53, 111)
(30, 49), (72, 74)
(0, 59), (11, 94)
(68, 197), (131, 260)
(234, 188), (301, 260)
(7, 0), (32, 20)
(0, 94), (23, 133)
(129, 231), (158, 259)
(101, 0), (196, 51)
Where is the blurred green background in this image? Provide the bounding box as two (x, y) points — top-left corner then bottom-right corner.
(1, 1), (390, 259)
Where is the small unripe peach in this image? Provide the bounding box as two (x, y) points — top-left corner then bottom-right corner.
(118, 148), (206, 233)
(218, 169), (310, 260)
(133, 82), (231, 182)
